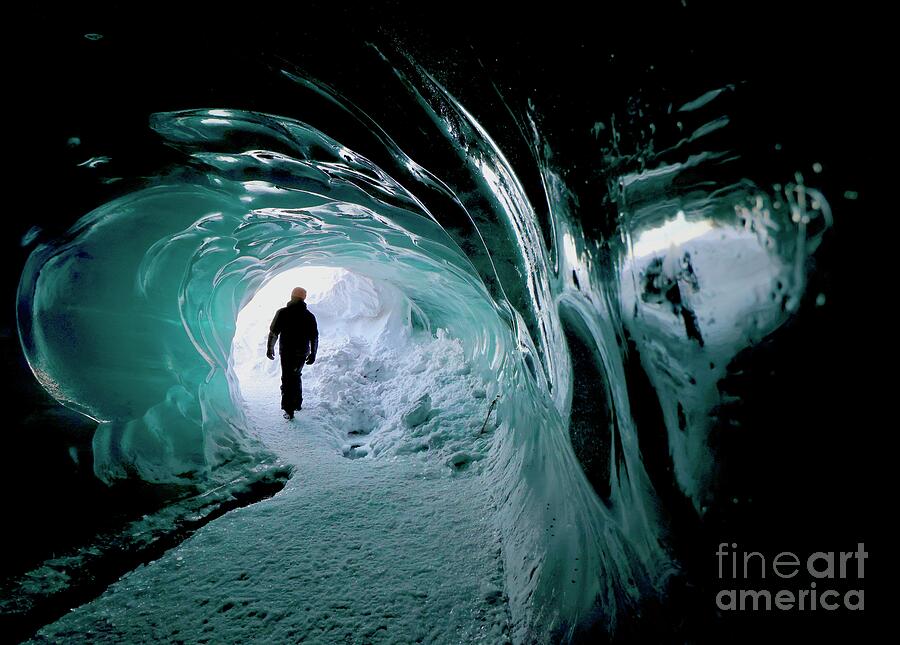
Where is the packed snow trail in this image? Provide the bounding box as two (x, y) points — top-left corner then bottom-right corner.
(29, 326), (510, 643)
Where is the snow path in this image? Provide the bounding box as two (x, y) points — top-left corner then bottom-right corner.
(30, 350), (510, 643)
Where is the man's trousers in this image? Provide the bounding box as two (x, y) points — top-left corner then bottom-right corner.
(280, 353), (305, 412)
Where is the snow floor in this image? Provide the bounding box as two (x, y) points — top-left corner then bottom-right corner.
(29, 334), (510, 644)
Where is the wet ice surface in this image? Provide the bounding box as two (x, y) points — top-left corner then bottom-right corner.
(30, 333), (509, 644)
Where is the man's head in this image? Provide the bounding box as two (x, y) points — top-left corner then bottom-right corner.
(291, 287), (307, 301)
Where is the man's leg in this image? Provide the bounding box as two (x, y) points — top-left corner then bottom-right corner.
(297, 360), (304, 411)
(280, 354), (299, 413)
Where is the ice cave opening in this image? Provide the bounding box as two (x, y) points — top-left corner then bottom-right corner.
(230, 264), (497, 463)
(232, 265), (340, 393)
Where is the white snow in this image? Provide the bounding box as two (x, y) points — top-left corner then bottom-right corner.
(29, 270), (510, 644)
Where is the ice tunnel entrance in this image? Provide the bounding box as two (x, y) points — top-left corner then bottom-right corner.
(232, 266), (343, 387)
(231, 266), (496, 466)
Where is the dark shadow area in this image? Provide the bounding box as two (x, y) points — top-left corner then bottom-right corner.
(560, 307), (612, 503)
(0, 393), (289, 643)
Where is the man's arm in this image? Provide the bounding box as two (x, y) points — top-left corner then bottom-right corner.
(306, 313), (318, 364)
(266, 310), (281, 360)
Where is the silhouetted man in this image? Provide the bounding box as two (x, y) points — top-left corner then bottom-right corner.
(267, 287), (318, 420)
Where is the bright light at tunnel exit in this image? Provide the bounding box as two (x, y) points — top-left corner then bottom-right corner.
(231, 266), (344, 384)
(631, 210), (714, 258)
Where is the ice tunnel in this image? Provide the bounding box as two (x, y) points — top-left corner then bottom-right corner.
(8, 25), (853, 644)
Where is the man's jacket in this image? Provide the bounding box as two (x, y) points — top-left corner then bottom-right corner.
(267, 299), (318, 360)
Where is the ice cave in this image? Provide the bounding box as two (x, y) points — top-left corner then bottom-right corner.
(2, 9), (873, 644)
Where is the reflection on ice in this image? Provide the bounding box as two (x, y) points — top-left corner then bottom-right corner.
(630, 210), (714, 259)
(618, 176), (831, 511)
